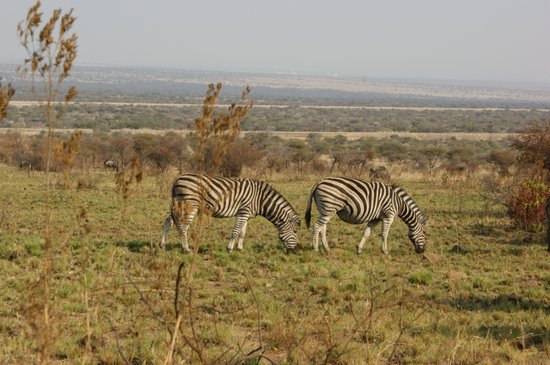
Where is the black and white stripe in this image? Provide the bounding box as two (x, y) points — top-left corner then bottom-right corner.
(305, 177), (427, 254)
(161, 173), (301, 252)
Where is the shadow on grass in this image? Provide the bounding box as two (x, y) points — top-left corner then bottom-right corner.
(442, 293), (550, 313)
(474, 324), (549, 349)
(116, 240), (208, 253)
(115, 240), (151, 252)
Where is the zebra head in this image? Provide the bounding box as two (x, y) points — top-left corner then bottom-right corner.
(408, 214), (428, 253)
(277, 214), (301, 252)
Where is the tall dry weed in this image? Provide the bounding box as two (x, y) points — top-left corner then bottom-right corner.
(17, 1), (78, 362)
(115, 157), (143, 224)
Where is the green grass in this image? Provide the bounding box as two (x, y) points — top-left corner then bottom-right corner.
(0, 165), (549, 364)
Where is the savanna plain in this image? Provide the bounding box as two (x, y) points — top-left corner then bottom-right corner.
(1, 159), (548, 364)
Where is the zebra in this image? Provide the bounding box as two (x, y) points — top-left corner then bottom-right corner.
(19, 159), (32, 171)
(161, 173), (301, 253)
(305, 177), (427, 254)
(103, 159), (118, 172)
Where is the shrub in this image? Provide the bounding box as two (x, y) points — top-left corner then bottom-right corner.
(506, 179), (550, 232)
(219, 140), (263, 177)
(511, 121), (550, 171)
(504, 121), (550, 232)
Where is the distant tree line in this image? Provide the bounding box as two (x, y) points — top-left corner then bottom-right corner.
(3, 103), (549, 133)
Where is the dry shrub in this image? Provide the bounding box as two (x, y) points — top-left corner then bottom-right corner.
(192, 83), (253, 175)
(331, 152), (372, 176)
(76, 169), (102, 190)
(487, 149), (516, 177)
(511, 121), (550, 170)
(309, 156), (329, 173)
(0, 79), (15, 120)
(219, 140), (263, 177)
(0, 132), (30, 165)
(506, 178), (550, 232)
(54, 130), (82, 187)
(504, 121), (550, 232)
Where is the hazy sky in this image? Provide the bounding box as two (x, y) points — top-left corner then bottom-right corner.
(1, 0), (549, 83)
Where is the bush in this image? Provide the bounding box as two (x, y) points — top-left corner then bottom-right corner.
(506, 180), (550, 232)
(219, 141), (263, 177)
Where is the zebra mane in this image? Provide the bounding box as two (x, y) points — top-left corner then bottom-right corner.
(262, 182), (298, 217)
(393, 186), (426, 224)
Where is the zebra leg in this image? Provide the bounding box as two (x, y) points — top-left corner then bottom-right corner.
(312, 220), (325, 252)
(236, 220), (249, 251)
(312, 215), (333, 252)
(160, 216), (172, 249)
(227, 215), (249, 252)
(380, 216), (395, 255)
(173, 204), (197, 253)
(357, 220), (379, 254)
(320, 225), (330, 252)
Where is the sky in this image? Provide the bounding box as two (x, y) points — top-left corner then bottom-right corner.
(1, 0), (549, 83)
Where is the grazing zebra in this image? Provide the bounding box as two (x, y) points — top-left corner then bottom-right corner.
(19, 160), (32, 171)
(161, 173), (301, 252)
(103, 159), (118, 172)
(305, 177), (427, 254)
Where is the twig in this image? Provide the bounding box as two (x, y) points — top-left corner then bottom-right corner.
(107, 317), (130, 365)
(174, 261), (185, 318)
(126, 270), (167, 328)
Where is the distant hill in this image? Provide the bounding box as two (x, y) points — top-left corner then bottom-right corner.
(1, 63), (550, 108)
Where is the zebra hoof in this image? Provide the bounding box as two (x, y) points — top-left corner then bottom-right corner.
(356, 247), (362, 255)
(226, 246), (233, 253)
(182, 247), (191, 254)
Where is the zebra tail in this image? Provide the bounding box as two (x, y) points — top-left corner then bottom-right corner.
(305, 180), (321, 229)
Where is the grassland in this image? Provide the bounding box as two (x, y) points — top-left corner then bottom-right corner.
(0, 164), (549, 364)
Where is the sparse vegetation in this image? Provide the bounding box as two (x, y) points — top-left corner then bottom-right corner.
(1, 3), (549, 364)
(1, 163), (549, 364)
